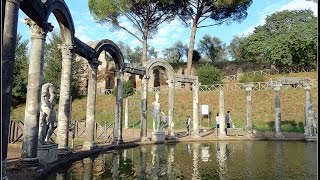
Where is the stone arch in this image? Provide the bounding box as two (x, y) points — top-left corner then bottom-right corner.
(145, 59), (175, 80)
(91, 39), (125, 71)
(45, 0), (75, 44)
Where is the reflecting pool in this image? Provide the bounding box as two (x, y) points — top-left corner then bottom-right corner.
(45, 141), (317, 180)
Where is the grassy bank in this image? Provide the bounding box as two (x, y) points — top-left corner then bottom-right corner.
(10, 72), (318, 132)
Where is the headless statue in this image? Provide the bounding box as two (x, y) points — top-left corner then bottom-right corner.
(152, 93), (161, 132)
(39, 83), (57, 144)
(306, 104), (317, 136)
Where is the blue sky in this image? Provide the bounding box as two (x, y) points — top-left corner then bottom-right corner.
(17, 0), (317, 58)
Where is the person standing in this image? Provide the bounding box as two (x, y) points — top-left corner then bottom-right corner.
(215, 113), (220, 136)
(185, 116), (191, 135)
(225, 111), (231, 128)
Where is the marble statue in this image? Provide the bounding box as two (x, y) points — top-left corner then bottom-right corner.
(152, 93), (167, 132)
(39, 83), (58, 144)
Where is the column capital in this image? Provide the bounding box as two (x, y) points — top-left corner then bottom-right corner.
(273, 84), (282, 91)
(58, 44), (75, 58)
(24, 18), (53, 39)
(244, 84), (254, 91)
(89, 59), (101, 68)
(304, 84), (311, 90)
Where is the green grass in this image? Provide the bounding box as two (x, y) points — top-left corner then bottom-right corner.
(10, 72), (318, 132)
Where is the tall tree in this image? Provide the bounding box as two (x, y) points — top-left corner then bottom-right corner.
(198, 34), (227, 62)
(244, 10), (317, 68)
(228, 35), (247, 61)
(12, 34), (29, 105)
(44, 31), (82, 97)
(162, 41), (188, 62)
(178, 0), (252, 77)
(88, 0), (184, 66)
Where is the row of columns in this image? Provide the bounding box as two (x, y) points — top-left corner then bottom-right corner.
(139, 76), (200, 141)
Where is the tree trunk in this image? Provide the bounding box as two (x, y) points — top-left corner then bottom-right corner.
(186, 23), (198, 87)
(142, 33), (148, 67)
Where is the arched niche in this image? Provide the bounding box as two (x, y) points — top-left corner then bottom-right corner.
(91, 39), (125, 71)
(46, 0), (75, 44)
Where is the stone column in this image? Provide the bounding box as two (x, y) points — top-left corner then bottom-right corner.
(304, 84), (311, 135)
(140, 76), (149, 142)
(113, 71), (124, 144)
(57, 44), (74, 153)
(167, 79), (175, 137)
(219, 91), (227, 137)
(273, 84), (283, 138)
(83, 61), (99, 150)
(124, 98), (129, 129)
(21, 18), (52, 166)
(245, 84), (254, 134)
(192, 81), (200, 138)
(2, 0), (21, 177)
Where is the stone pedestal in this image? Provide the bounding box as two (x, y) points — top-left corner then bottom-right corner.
(37, 143), (58, 164)
(18, 157), (39, 168)
(152, 131), (165, 142)
(82, 141), (97, 150)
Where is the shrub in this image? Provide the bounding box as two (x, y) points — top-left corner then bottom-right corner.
(196, 63), (222, 85)
(239, 72), (265, 83)
(112, 80), (135, 98)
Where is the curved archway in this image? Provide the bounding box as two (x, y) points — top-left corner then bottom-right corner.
(142, 59), (176, 139)
(46, 0), (75, 44)
(91, 39), (125, 71)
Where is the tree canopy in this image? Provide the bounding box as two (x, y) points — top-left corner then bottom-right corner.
(12, 34), (29, 105)
(178, 0), (253, 77)
(243, 9), (317, 69)
(88, 0), (184, 66)
(198, 34), (227, 62)
(162, 41), (188, 62)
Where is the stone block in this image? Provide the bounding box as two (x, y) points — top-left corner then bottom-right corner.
(152, 131), (165, 142)
(37, 143), (58, 164)
(227, 128), (246, 136)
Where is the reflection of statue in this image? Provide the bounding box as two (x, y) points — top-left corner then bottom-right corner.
(39, 83), (58, 144)
(306, 104), (317, 136)
(152, 93), (167, 132)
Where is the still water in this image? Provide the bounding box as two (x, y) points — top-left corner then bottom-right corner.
(46, 141), (317, 180)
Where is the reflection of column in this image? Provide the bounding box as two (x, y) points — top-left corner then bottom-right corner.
(112, 152), (120, 180)
(83, 61), (99, 150)
(219, 91), (227, 137)
(21, 18), (52, 165)
(167, 79), (175, 136)
(245, 84), (254, 134)
(304, 84), (311, 136)
(192, 143), (200, 179)
(94, 155), (105, 179)
(57, 44), (74, 152)
(151, 145), (160, 179)
(167, 144), (175, 180)
(139, 146), (147, 179)
(274, 142), (283, 179)
(123, 149), (127, 161)
(192, 81), (200, 138)
(140, 76), (149, 142)
(83, 158), (93, 180)
(124, 98), (129, 129)
(2, 0), (22, 177)
(217, 141), (227, 179)
(113, 71), (124, 144)
(273, 84), (283, 137)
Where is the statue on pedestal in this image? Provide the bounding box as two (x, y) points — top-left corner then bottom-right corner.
(152, 93), (167, 132)
(38, 83), (58, 145)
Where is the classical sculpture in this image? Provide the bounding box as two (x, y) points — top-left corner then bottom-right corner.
(306, 104), (317, 136)
(152, 93), (167, 132)
(38, 83), (58, 144)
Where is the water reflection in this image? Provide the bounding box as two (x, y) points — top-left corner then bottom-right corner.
(45, 141), (317, 180)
